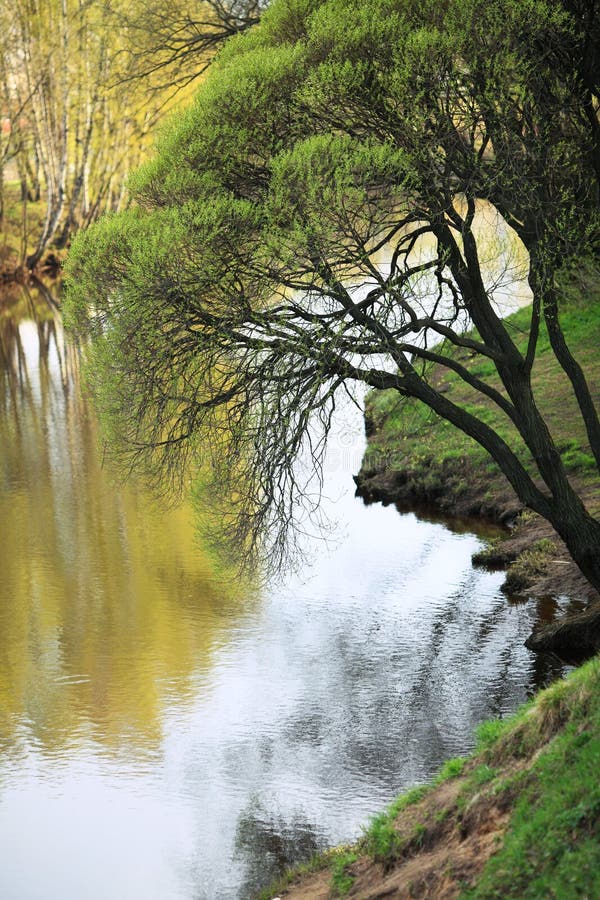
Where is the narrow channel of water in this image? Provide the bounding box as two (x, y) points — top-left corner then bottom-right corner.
(0, 282), (568, 899)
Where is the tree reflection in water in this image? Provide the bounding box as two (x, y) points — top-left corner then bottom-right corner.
(0, 279), (248, 757)
(235, 798), (325, 899)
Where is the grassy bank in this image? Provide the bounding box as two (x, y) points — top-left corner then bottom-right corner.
(355, 265), (600, 605)
(261, 655), (600, 898)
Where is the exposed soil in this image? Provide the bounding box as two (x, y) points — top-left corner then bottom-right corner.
(276, 762), (527, 899)
(354, 456), (521, 525)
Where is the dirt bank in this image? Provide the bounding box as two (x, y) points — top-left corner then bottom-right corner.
(274, 773), (513, 899)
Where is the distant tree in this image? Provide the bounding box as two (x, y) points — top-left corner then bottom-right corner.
(1, 0), (262, 271)
(112, 0), (266, 93)
(67, 0), (600, 591)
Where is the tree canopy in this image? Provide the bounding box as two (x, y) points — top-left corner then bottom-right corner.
(67, 0), (600, 585)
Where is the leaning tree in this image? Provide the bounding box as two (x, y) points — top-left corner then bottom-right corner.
(67, 0), (600, 592)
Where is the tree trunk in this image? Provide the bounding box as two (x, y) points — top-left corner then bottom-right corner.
(547, 502), (600, 594)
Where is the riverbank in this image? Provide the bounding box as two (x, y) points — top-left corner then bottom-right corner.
(260, 292), (600, 898)
(263, 654), (600, 899)
(354, 432), (597, 609)
(354, 276), (600, 657)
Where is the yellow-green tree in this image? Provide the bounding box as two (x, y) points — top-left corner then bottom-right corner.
(0, 0), (262, 272)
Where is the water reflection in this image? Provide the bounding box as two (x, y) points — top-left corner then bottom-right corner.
(0, 281), (569, 900)
(235, 800), (324, 899)
(0, 281), (247, 761)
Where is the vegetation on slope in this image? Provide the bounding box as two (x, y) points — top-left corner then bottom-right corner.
(261, 654), (600, 898)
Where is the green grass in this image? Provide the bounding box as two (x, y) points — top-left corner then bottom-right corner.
(461, 657), (600, 899)
(350, 761), (466, 868)
(434, 755), (468, 784)
(360, 782), (431, 865)
(331, 850), (359, 896)
(254, 848), (335, 899)
(469, 764), (499, 787)
(362, 809), (405, 863)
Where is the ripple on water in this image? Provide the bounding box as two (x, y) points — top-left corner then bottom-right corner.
(0, 285), (568, 900)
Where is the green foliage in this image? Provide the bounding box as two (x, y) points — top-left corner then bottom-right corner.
(361, 784), (429, 864)
(470, 765), (499, 787)
(330, 849), (359, 895)
(562, 448), (596, 472)
(255, 849), (333, 900)
(434, 756), (468, 785)
(387, 784), (431, 816)
(65, 0), (600, 572)
(362, 810), (404, 863)
(475, 717), (516, 753)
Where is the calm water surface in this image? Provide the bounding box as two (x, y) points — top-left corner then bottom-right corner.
(0, 282), (568, 899)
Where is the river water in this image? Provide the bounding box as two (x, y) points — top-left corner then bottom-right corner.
(0, 280), (569, 899)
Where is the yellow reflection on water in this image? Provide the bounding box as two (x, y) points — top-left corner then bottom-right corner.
(0, 281), (250, 756)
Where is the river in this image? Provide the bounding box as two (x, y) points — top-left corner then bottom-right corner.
(0, 279), (569, 899)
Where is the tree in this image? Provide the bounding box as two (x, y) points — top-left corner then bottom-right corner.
(1, 0), (262, 272)
(111, 0), (266, 94)
(66, 0), (600, 593)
